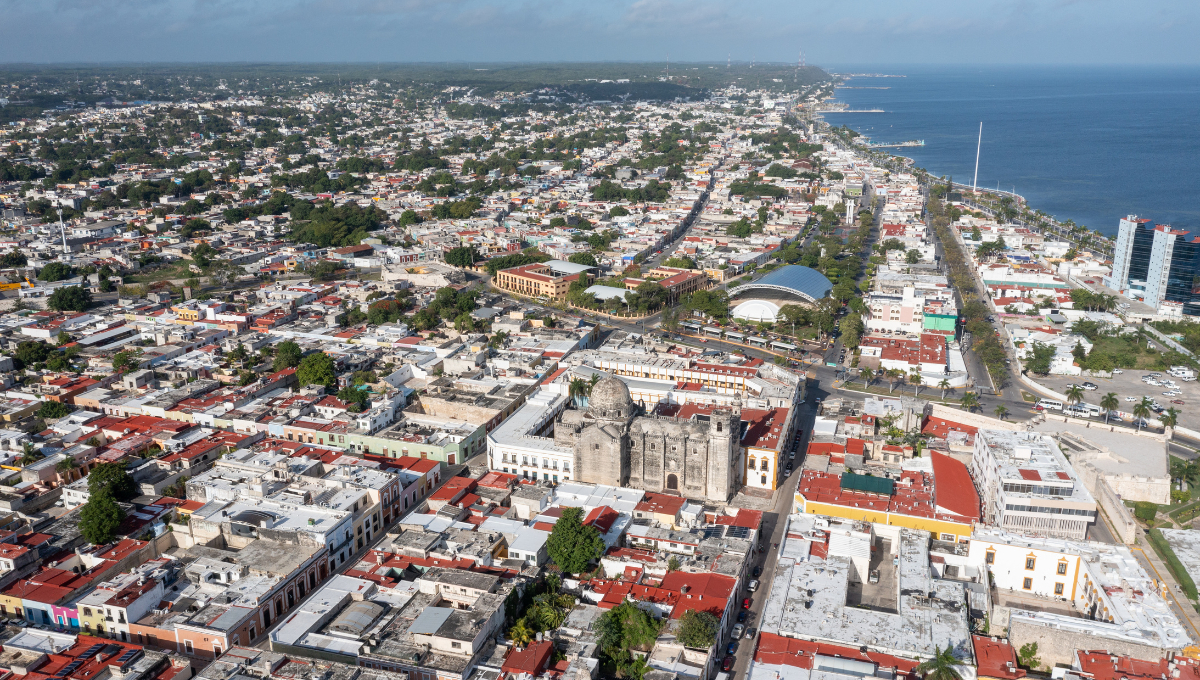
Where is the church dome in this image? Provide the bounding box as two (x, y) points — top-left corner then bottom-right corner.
(588, 374), (633, 419)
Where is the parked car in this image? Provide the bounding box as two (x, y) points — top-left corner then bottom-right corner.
(752, 565), (763, 578)
(722, 656), (736, 672)
(748, 579), (760, 592)
(1082, 382), (1098, 390)
(746, 627), (758, 640)
(1173, 399), (1186, 405)
(737, 610), (748, 623)
(1112, 369), (1123, 374)
(869, 569), (881, 583)
(733, 623), (746, 639)
(742, 598), (752, 609)
(727, 642), (738, 655)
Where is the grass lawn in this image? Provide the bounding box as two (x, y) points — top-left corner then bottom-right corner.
(1021, 390), (1037, 402)
(124, 261), (195, 283)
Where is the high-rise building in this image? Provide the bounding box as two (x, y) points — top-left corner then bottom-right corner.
(1106, 215), (1200, 315)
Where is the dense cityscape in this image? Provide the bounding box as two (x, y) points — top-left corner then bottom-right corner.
(0, 62), (1198, 680)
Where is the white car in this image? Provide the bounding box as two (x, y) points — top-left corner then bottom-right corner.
(1125, 396), (1137, 402)
(1112, 369), (1124, 374)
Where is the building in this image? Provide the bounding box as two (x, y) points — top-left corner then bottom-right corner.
(793, 452), (980, 543)
(728, 265), (834, 323)
(968, 528), (1189, 665)
(198, 646), (407, 680)
(492, 260), (594, 300)
(972, 430), (1096, 540)
(553, 376), (743, 503)
(1106, 215), (1200, 314)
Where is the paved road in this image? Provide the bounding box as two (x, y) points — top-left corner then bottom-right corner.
(728, 402), (815, 677)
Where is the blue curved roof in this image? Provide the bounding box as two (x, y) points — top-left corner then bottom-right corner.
(729, 265), (833, 303)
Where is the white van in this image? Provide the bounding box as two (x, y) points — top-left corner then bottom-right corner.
(1037, 399), (1063, 411)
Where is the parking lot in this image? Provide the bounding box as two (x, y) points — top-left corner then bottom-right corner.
(1036, 369), (1197, 429)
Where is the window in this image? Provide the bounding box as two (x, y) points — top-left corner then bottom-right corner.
(184, 640), (194, 654)
(761, 460), (769, 472)
(1054, 583), (1064, 595)
(985, 550), (995, 564)
(1025, 557), (1036, 570)
(1057, 561), (1068, 575)
(1022, 577), (1032, 590)
(451, 642), (462, 649)
(748, 458), (757, 470)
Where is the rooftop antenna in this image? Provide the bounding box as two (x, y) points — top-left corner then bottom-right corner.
(972, 122), (982, 193)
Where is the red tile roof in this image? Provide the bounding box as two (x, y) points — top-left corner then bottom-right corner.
(972, 635), (1026, 680)
(931, 452), (981, 522)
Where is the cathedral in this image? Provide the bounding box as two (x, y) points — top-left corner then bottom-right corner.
(554, 375), (743, 503)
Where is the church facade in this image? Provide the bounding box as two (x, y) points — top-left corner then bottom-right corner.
(554, 375), (743, 503)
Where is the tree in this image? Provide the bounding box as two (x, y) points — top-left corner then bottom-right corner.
(296, 352), (336, 390)
(38, 401), (71, 419)
(111, 349), (144, 373)
(860, 367), (874, 388)
(546, 506), (604, 574)
(917, 645), (963, 680)
(1025, 342), (1055, 375)
(19, 443), (41, 466)
(56, 457), (79, 478)
(662, 256), (697, 269)
(445, 246), (478, 268)
(1100, 392), (1119, 424)
(1162, 407), (1180, 432)
(960, 391), (980, 412)
(56, 331), (72, 346)
(48, 285), (93, 312)
(508, 620), (534, 647)
(567, 252), (599, 267)
(273, 341), (303, 371)
(88, 462), (137, 502)
(1, 249), (28, 267)
(1065, 384), (1084, 406)
(38, 262), (74, 282)
(14, 340), (52, 369)
(1017, 642), (1041, 671)
(596, 600), (661, 657)
(938, 378), (951, 399)
(909, 368), (923, 396)
(1133, 397), (1153, 432)
(191, 242), (217, 269)
(676, 609), (719, 649)
(568, 377), (592, 409)
(667, 555), (681, 572)
(79, 493), (124, 545)
(994, 405), (1009, 421)
(905, 249), (921, 265)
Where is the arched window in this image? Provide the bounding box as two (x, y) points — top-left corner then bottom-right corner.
(666, 474), (679, 490)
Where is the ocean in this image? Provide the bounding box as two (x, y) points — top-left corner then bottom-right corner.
(823, 65), (1200, 237)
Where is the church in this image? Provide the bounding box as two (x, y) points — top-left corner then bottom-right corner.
(553, 374), (744, 503)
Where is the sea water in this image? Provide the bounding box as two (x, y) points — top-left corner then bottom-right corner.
(825, 65), (1200, 236)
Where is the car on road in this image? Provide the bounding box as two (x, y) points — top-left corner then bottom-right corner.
(737, 610), (748, 623)
(748, 579), (760, 592)
(722, 656), (736, 672)
(752, 565), (763, 578)
(727, 642), (738, 655)
(742, 598), (752, 609)
(1173, 399), (1186, 405)
(1082, 382), (1098, 390)
(733, 623), (746, 639)
(785, 462), (793, 474)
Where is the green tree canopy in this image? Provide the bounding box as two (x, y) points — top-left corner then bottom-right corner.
(79, 493), (124, 545)
(546, 506), (604, 574)
(48, 285), (93, 312)
(111, 349), (144, 373)
(595, 600), (661, 656)
(14, 340), (52, 369)
(273, 341), (303, 371)
(37, 262), (74, 282)
(297, 352), (337, 389)
(676, 609), (719, 649)
(445, 247), (479, 268)
(88, 462), (138, 502)
(38, 401), (71, 420)
(567, 252), (598, 267)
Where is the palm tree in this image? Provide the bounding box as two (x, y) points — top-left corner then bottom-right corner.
(19, 443), (40, 466)
(917, 645), (963, 680)
(1065, 384), (1084, 406)
(994, 405), (1008, 421)
(860, 367), (874, 389)
(894, 371), (908, 395)
(960, 391), (980, 413)
(568, 377), (590, 409)
(938, 378), (951, 400)
(1161, 407), (1180, 437)
(1133, 397), (1153, 432)
(508, 620), (534, 647)
(1095, 392), (1118, 424)
(909, 368), (922, 396)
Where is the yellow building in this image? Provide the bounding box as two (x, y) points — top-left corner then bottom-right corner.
(493, 260), (593, 300)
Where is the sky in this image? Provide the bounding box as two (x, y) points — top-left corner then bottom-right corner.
(1, 0), (1198, 64)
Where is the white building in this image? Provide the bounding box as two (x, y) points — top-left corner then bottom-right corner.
(968, 527), (1188, 665)
(971, 430), (1097, 540)
(486, 388), (574, 483)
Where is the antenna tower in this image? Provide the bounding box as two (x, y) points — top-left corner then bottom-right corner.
(972, 122), (982, 192)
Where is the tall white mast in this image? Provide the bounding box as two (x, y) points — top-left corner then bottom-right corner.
(972, 122), (982, 192)
(57, 208), (70, 262)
